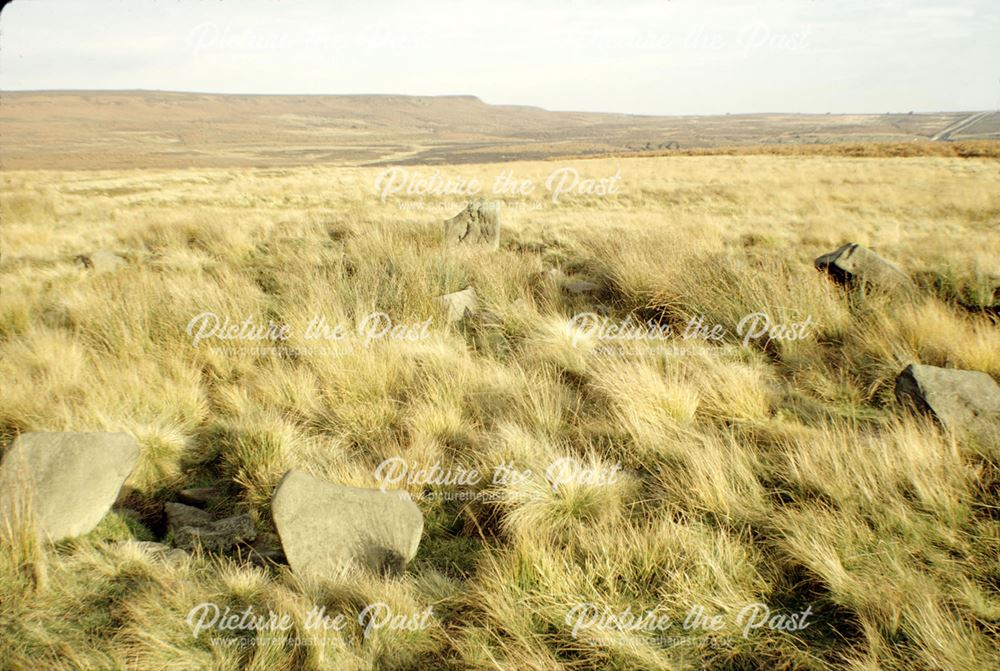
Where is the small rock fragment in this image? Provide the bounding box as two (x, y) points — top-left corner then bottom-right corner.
(436, 286), (479, 323)
(895, 363), (1000, 441)
(164, 502), (212, 532)
(177, 486), (219, 508)
(173, 513), (256, 553)
(75, 250), (126, 274)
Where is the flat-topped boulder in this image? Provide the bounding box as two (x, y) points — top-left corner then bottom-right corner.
(0, 432), (140, 541)
(436, 286), (479, 323)
(895, 364), (1000, 440)
(815, 243), (915, 294)
(443, 201), (500, 249)
(271, 469), (423, 577)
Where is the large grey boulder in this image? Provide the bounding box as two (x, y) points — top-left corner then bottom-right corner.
(815, 243), (915, 294)
(895, 364), (1000, 440)
(443, 201), (500, 249)
(271, 469), (423, 577)
(436, 286), (479, 323)
(75, 250), (126, 274)
(0, 432), (140, 541)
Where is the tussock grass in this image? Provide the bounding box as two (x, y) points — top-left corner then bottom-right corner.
(1, 153), (998, 669)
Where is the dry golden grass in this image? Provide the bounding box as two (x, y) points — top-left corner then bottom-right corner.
(1, 152), (999, 670)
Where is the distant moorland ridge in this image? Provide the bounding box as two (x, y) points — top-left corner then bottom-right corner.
(1, 90), (998, 169)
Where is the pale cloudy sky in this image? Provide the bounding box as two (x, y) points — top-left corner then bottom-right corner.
(0, 0), (997, 114)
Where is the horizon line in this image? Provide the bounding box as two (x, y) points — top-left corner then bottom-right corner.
(0, 88), (992, 118)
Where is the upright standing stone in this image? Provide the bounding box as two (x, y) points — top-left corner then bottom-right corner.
(443, 201), (500, 249)
(271, 469), (423, 577)
(0, 432), (140, 541)
(815, 243), (915, 294)
(895, 363), (1000, 441)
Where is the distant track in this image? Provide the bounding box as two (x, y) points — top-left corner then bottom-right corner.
(931, 111), (992, 141)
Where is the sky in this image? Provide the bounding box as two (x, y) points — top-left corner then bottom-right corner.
(0, 0), (997, 115)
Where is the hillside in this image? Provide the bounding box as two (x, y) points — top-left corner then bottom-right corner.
(2, 90), (994, 169)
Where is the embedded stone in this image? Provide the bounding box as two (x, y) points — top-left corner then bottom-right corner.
(271, 469), (423, 577)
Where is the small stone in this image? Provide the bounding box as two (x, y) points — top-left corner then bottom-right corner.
(564, 279), (599, 295)
(164, 502), (212, 532)
(436, 286), (479, 323)
(177, 486), (219, 508)
(0, 432), (140, 542)
(75, 250), (126, 274)
(895, 364), (1000, 441)
(173, 513), (256, 553)
(815, 243), (915, 294)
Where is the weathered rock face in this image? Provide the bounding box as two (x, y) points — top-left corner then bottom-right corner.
(815, 243), (915, 294)
(436, 286), (479, 323)
(0, 432), (140, 541)
(165, 502), (255, 552)
(443, 201), (500, 249)
(75, 250), (126, 274)
(895, 364), (1000, 440)
(271, 469), (424, 577)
